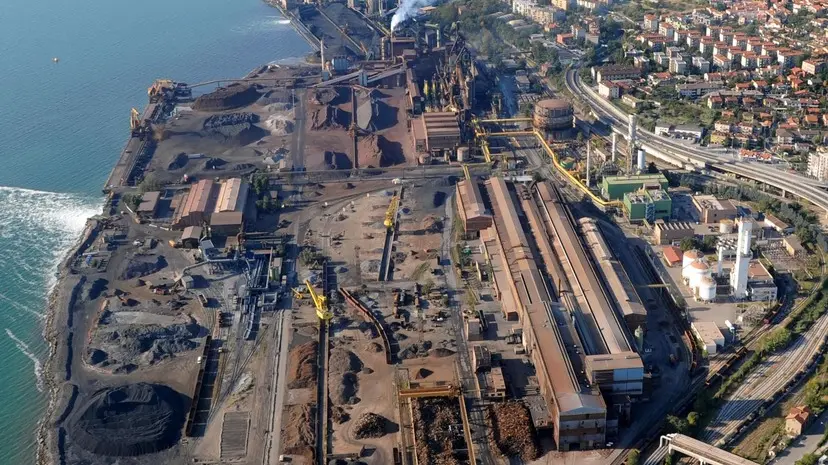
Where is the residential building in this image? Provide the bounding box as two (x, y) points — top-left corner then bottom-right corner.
(803, 59), (826, 75)
(693, 56), (710, 73)
(808, 149), (828, 181)
(598, 80), (620, 99)
(592, 65), (642, 83)
(669, 57), (687, 74)
(677, 81), (724, 98)
(786, 406), (812, 436)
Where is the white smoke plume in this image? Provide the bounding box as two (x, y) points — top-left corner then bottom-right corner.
(390, 0), (434, 31)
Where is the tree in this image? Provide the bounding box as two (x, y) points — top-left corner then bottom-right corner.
(137, 174), (161, 194)
(665, 415), (689, 434)
(680, 236), (699, 251)
(702, 235), (718, 252)
(647, 162), (659, 174)
(252, 173), (269, 196)
(626, 449), (640, 465)
(687, 411), (699, 427)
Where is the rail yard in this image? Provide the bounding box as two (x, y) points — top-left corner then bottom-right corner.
(40, 1), (828, 465)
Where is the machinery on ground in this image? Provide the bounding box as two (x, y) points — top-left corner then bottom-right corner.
(384, 195), (400, 229)
(305, 279), (332, 320)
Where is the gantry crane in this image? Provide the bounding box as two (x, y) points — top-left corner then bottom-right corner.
(305, 279), (332, 320)
(384, 195), (400, 229)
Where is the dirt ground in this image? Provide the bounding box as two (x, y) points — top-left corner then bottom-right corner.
(327, 318), (398, 463)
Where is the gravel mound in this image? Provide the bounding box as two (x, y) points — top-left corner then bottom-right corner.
(432, 348), (455, 358)
(352, 413), (389, 439)
(67, 383), (187, 457)
(203, 112), (259, 129)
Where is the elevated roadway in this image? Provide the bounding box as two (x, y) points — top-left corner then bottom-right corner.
(564, 69), (828, 212)
(658, 434), (758, 465)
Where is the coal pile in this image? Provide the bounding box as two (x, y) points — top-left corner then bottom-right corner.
(352, 413), (389, 439)
(66, 383), (187, 457)
(487, 402), (540, 461)
(203, 112), (259, 129)
(88, 316), (206, 370)
(192, 84), (261, 111)
(119, 255), (167, 280)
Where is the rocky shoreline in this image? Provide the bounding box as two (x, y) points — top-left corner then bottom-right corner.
(36, 216), (102, 465)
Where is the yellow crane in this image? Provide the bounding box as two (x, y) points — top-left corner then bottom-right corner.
(462, 164), (471, 181)
(292, 287), (306, 300)
(305, 279), (332, 320)
(384, 195), (400, 229)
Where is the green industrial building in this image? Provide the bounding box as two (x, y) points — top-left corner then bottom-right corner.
(623, 189), (672, 222)
(601, 174), (669, 201)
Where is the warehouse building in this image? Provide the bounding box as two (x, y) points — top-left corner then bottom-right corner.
(601, 174), (669, 201)
(653, 220), (694, 245)
(411, 112), (461, 153)
(172, 178), (249, 234)
(455, 180), (492, 237)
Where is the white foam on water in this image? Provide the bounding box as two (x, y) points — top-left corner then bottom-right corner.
(232, 15), (292, 34)
(0, 186), (102, 299)
(5, 329), (44, 392)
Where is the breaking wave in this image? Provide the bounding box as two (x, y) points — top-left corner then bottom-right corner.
(6, 329), (44, 392)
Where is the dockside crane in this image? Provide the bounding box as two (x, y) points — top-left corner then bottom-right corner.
(384, 195), (400, 229)
(130, 108), (149, 139)
(305, 279), (332, 320)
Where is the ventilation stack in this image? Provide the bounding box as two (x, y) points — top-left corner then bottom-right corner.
(730, 218), (753, 299)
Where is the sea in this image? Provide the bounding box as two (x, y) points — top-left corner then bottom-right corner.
(0, 0), (310, 462)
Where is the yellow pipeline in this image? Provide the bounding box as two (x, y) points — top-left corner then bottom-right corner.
(532, 129), (622, 208)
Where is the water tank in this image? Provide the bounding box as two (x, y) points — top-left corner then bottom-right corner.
(686, 260), (710, 288)
(533, 99), (574, 131)
(637, 149), (646, 172)
(457, 146), (469, 162)
(719, 219), (734, 234)
(682, 249), (704, 271)
(698, 276), (716, 301)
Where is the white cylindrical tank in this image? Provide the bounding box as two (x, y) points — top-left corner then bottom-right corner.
(682, 249), (704, 274)
(698, 276), (716, 301)
(457, 146), (469, 162)
(719, 219), (734, 234)
(637, 149), (646, 172)
(686, 260), (710, 287)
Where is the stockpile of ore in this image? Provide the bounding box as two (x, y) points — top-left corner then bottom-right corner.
(193, 83), (261, 111)
(487, 401), (540, 461)
(352, 413), (389, 439)
(412, 398), (464, 465)
(67, 383), (187, 456)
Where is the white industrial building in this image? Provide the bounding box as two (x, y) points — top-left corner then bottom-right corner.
(692, 321), (725, 355)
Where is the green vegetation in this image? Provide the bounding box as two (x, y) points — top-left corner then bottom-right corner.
(626, 449), (640, 465)
(137, 174), (162, 194)
(122, 193), (142, 211)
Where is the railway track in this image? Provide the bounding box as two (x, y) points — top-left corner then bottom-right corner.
(703, 312), (828, 446)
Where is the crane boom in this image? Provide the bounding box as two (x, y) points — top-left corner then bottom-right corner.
(305, 279), (332, 320)
(462, 164), (471, 181)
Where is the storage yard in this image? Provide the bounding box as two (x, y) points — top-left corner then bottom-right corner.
(45, 2), (787, 465)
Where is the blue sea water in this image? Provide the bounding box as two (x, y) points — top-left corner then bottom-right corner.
(0, 0), (309, 462)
